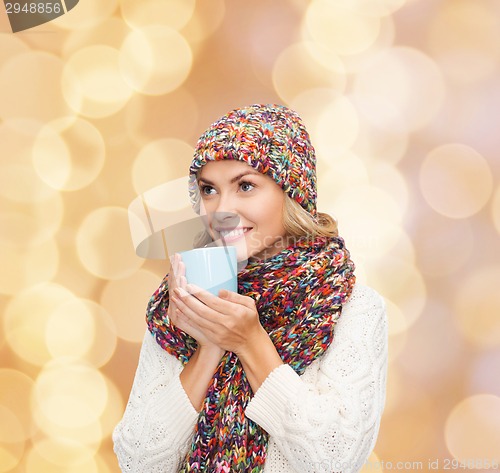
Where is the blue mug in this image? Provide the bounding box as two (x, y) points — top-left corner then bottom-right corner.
(179, 246), (237, 296)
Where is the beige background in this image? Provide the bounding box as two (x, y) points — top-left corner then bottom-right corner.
(1, 1), (500, 471)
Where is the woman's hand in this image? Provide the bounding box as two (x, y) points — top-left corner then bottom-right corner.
(167, 253), (185, 318)
(173, 284), (266, 357)
(175, 284), (284, 393)
(168, 254), (222, 353)
(169, 255), (226, 410)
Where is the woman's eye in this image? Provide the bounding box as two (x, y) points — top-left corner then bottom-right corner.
(200, 185), (215, 195)
(240, 182), (255, 192)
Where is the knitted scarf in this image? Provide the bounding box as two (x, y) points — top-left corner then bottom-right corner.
(146, 235), (356, 472)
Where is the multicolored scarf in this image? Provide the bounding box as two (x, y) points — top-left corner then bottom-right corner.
(146, 235), (355, 472)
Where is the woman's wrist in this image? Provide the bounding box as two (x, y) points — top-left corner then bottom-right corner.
(180, 344), (224, 411)
(197, 343), (225, 361)
(237, 328), (283, 394)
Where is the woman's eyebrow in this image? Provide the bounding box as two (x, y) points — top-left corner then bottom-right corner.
(198, 171), (261, 186)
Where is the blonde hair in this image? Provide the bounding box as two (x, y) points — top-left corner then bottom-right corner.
(282, 195), (338, 238)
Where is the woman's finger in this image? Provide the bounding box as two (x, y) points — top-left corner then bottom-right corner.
(181, 275), (187, 291)
(179, 257), (184, 277)
(179, 259), (188, 290)
(171, 253), (176, 276)
(218, 289), (256, 310)
(186, 284), (252, 314)
(168, 254), (180, 318)
(174, 253), (180, 284)
(186, 284), (228, 312)
(169, 254), (176, 288)
(175, 287), (221, 330)
(186, 284), (219, 305)
(169, 295), (178, 322)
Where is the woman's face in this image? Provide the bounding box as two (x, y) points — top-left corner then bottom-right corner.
(198, 160), (290, 261)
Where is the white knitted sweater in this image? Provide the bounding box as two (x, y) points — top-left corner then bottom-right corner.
(113, 284), (387, 473)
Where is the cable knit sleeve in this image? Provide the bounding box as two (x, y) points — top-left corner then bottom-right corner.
(245, 284), (388, 473)
(112, 330), (198, 473)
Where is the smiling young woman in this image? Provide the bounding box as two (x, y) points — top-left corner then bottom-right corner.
(113, 104), (388, 473)
(196, 160), (292, 262)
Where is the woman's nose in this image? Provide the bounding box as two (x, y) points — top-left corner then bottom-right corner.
(207, 193), (240, 227)
(212, 211), (240, 228)
(214, 192), (237, 214)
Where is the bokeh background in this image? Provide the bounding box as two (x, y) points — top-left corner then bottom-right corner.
(1, 0), (500, 471)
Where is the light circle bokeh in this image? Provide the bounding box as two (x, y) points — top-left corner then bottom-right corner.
(313, 95), (360, 157)
(469, 350), (500, 398)
(0, 193), (64, 249)
(0, 52), (74, 122)
(272, 42), (347, 104)
(62, 17), (131, 56)
(0, 34), (31, 65)
(31, 437), (95, 468)
(76, 206), (144, 280)
(398, 300), (463, 388)
(384, 297), (406, 336)
(45, 298), (96, 360)
(24, 445), (99, 473)
(100, 269), (162, 343)
(0, 369), (34, 443)
(454, 266), (500, 348)
(420, 143), (493, 219)
(50, 0), (119, 30)
(353, 115), (409, 165)
(491, 185), (500, 236)
(99, 377), (125, 438)
(62, 45), (134, 118)
(0, 405), (25, 472)
(32, 360), (108, 429)
(119, 26), (193, 95)
(32, 117), (106, 191)
(0, 238), (59, 295)
(428, 0), (500, 84)
(353, 46), (446, 131)
(77, 301), (118, 369)
(369, 162), (409, 219)
(304, 0), (381, 56)
(132, 138), (194, 195)
(415, 216), (474, 278)
(0, 123), (63, 204)
(346, 0), (407, 17)
(181, 0), (226, 43)
(316, 150), (369, 201)
(332, 13), (396, 76)
(445, 394), (500, 461)
(332, 184), (404, 226)
(367, 258), (427, 331)
(120, 0), (196, 30)
(3, 283), (77, 366)
(31, 411), (103, 449)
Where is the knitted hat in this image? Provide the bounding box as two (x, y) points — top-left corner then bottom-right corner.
(188, 104), (317, 216)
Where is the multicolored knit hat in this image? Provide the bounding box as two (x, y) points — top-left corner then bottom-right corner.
(188, 104), (317, 216)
